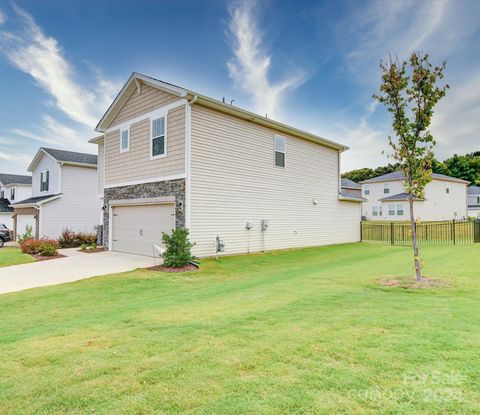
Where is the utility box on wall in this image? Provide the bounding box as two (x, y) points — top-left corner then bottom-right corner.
(261, 219), (269, 231)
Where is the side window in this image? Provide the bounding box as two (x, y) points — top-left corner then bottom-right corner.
(364, 185), (370, 195)
(10, 188), (15, 201)
(151, 117), (166, 158)
(396, 204), (404, 216)
(379, 206), (382, 216)
(274, 135), (286, 168)
(372, 206), (378, 216)
(40, 170), (49, 192)
(384, 183), (390, 194)
(388, 204), (396, 216)
(120, 129), (129, 152)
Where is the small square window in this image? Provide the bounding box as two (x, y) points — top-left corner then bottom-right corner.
(120, 129), (129, 152)
(274, 135), (286, 168)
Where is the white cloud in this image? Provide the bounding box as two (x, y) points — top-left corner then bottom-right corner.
(226, 0), (305, 119)
(0, 9), (6, 25)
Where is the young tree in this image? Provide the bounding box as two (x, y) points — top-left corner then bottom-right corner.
(374, 53), (448, 281)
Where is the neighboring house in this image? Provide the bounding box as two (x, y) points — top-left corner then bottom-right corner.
(360, 172), (469, 221)
(468, 185), (480, 218)
(92, 72), (364, 257)
(341, 178), (363, 198)
(0, 173), (32, 231)
(11, 148), (100, 240)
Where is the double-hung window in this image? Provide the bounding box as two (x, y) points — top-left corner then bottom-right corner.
(151, 116), (166, 158)
(389, 204), (396, 216)
(396, 204), (404, 216)
(40, 170), (49, 192)
(372, 206), (379, 216)
(384, 183), (390, 194)
(10, 188), (15, 201)
(364, 185), (370, 195)
(120, 129), (129, 152)
(274, 135), (286, 168)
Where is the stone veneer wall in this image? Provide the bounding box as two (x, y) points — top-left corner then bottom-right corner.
(102, 178), (185, 248)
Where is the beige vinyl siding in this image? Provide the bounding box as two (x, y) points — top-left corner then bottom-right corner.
(105, 104), (186, 186)
(110, 84), (180, 127)
(189, 105), (361, 257)
(97, 142), (105, 194)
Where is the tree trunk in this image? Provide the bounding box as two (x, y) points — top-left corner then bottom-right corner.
(409, 197), (423, 281)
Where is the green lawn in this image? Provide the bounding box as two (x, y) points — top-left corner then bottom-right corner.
(0, 243), (479, 414)
(0, 247), (33, 268)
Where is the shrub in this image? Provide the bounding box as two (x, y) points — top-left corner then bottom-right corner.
(20, 238), (58, 256)
(58, 228), (77, 248)
(58, 228), (97, 248)
(17, 225), (34, 243)
(38, 240), (59, 256)
(161, 228), (196, 268)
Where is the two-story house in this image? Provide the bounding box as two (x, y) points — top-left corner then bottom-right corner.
(360, 172), (468, 221)
(11, 148), (100, 240)
(468, 185), (480, 218)
(341, 178), (363, 199)
(91, 73), (364, 257)
(0, 173), (32, 231)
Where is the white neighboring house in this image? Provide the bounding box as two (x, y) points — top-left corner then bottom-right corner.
(468, 185), (480, 218)
(360, 172), (468, 221)
(11, 148), (100, 240)
(91, 72), (364, 258)
(0, 173), (32, 232)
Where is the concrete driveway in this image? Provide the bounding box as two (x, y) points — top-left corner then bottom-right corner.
(0, 248), (154, 295)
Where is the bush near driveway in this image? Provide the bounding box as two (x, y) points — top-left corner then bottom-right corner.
(20, 238), (59, 256)
(0, 243), (479, 414)
(58, 228), (96, 248)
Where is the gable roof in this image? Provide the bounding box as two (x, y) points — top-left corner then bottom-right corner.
(95, 72), (348, 152)
(380, 192), (424, 202)
(360, 171), (469, 184)
(28, 148), (97, 172)
(341, 178), (361, 189)
(0, 173), (32, 186)
(468, 185), (480, 195)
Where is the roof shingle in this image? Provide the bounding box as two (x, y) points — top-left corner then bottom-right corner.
(42, 148), (97, 166)
(361, 171), (468, 184)
(0, 173), (32, 186)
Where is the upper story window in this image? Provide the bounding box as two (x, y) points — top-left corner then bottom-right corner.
(151, 117), (166, 158)
(120, 129), (129, 152)
(0, 189), (4, 198)
(40, 170), (49, 192)
(274, 135), (286, 168)
(384, 183), (390, 194)
(445, 183), (450, 194)
(10, 188), (15, 201)
(364, 185), (370, 195)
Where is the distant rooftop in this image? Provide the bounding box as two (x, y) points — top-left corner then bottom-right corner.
(468, 185), (480, 195)
(42, 148), (97, 166)
(0, 173), (32, 186)
(341, 178), (361, 189)
(360, 171), (469, 184)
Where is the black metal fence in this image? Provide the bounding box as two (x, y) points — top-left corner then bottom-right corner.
(361, 219), (480, 246)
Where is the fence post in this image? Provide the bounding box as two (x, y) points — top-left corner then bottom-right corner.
(390, 222), (394, 245)
(474, 219), (480, 244)
(452, 219), (456, 245)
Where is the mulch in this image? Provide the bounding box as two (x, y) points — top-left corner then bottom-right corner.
(378, 276), (451, 289)
(78, 248), (106, 254)
(32, 253), (66, 262)
(147, 263), (199, 273)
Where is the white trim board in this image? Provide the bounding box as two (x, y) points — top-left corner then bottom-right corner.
(103, 174), (186, 189)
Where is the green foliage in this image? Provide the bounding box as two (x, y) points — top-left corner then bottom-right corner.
(38, 241), (58, 256)
(17, 225), (34, 243)
(343, 151), (480, 185)
(161, 228), (196, 268)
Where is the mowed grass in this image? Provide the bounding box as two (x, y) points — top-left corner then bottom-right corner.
(0, 247), (33, 268)
(0, 243), (479, 414)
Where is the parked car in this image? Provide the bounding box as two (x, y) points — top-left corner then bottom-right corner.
(0, 223), (12, 248)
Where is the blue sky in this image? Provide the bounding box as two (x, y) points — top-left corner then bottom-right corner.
(0, 0), (479, 174)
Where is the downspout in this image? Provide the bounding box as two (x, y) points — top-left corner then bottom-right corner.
(184, 95), (197, 230)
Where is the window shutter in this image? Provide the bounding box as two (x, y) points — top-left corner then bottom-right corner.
(46, 170), (49, 191)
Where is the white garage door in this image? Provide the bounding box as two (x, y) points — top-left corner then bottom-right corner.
(0, 213), (14, 231)
(112, 203), (175, 256)
(17, 214), (35, 238)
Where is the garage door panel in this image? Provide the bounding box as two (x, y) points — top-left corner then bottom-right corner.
(112, 204), (175, 256)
